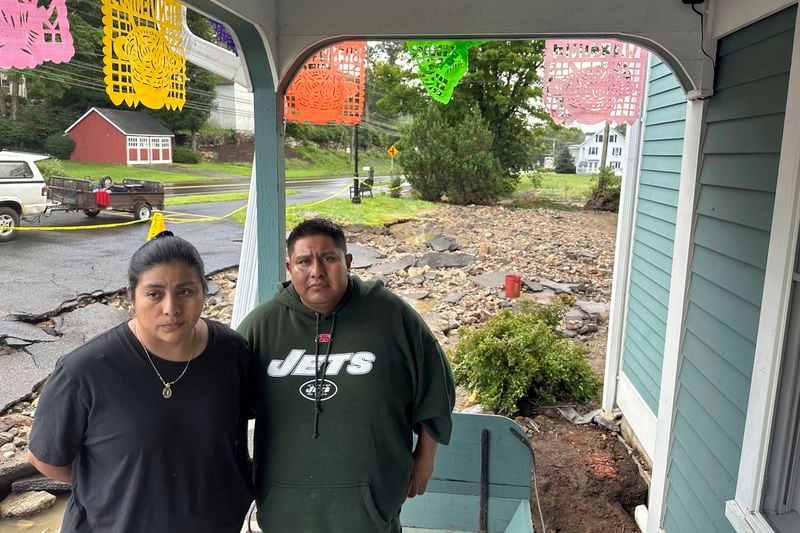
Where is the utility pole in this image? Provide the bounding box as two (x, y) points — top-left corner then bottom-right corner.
(351, 124), (361, 204)
(600, 121), (610, 169)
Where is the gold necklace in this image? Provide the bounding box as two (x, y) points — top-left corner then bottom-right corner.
(133, 320), (198, 399)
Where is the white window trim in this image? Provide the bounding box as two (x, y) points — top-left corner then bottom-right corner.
(726, 9), (800, 532)
(645, 97), (708, 533)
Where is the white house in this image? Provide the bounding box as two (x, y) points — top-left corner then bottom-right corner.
(569, 126), (626, 175)
(207, 80), (254, 133)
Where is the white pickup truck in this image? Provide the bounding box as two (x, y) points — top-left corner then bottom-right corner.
(0, 151), (50, 242)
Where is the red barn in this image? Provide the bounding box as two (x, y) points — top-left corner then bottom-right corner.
(65, 107), (174, 165)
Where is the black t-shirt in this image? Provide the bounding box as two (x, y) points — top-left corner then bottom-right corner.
(28, 319), (254, 533)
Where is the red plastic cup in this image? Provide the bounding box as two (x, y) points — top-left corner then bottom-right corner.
(504, 274), (522, 298)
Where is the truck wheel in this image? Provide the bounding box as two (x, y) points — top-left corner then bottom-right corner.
(84, 209), (100, 218)
(0, 207), (20, 243)
(134, 203), (152, 220)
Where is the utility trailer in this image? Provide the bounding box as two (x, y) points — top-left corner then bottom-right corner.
(47, 176), (164, 220)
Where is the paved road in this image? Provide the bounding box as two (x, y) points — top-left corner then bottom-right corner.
(0, 202), (245, 319)
(165, 176), (395, 201)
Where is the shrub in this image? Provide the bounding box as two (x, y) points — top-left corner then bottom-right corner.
(43, 134), (75, 160)
(451, 300), (602, 415)
(35, 158), (67, 180)
(388, 175), (403, 198)
(585, 166), (621, 211)
(554, 145), (576, 174)
(173, 145), (201, 164)
(0, 118), (25, 150)
(399, 105), (517, 204)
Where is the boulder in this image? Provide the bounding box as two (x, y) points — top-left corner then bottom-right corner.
(415, 253), (476, 269)
(425, 236), (459, 252)
(0, 491), (56, 518)
(0, 458), (37, 493)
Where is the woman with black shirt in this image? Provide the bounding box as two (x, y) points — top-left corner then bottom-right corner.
(27, 232), (254, 532)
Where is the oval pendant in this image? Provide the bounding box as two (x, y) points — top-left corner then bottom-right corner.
(162, 385), (172, 399)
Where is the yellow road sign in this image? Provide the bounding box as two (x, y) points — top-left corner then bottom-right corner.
(387, 145), (399, 158)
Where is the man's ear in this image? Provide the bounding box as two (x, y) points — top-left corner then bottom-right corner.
(345, 253), (353, 271)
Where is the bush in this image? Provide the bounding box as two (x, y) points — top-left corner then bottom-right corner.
(451, 300), (602, 415)
(554, 145), (576, 174)
(43, 134), (75, 160)
(0, 118), (25, 150)
(173, 145), (201, 164)
(399, 105), (517, 204)
(35, 158), (67, 180)
(585, 166), (621, 211)
(388, 175), (403, 198)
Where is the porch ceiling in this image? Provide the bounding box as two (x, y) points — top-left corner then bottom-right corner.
(191, 0), (715, 97)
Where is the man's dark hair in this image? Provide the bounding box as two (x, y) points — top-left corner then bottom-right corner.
(287, 218), (347, 256)
(127, 233), (208, 300)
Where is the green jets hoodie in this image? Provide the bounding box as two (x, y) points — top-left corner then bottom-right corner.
(238, 276), (455, 533)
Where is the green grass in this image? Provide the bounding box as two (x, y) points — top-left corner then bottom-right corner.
(517, 172), (595, 202)
(285, 144), (398, 179)
(232, 194), (436, 228)
(174, 161), (253, 176)
(164, 189), (298, 206)
(61, 161), (225, 184)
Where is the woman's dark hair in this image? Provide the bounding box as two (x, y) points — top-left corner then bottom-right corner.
(127, 232), (208, 299)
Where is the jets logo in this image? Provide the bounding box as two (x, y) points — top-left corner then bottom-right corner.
(267, 349), (375, 377)
(299, 379), (338, 401)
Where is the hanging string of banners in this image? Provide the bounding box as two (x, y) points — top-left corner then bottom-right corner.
(543, 39), (648, 125)
(406, 40), (484, 104)
(101, 0), (187, 110)
(284, 41), (366, 125)
(0, 0), (75, 69)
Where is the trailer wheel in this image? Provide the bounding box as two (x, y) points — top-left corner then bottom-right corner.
(134, 203), (152, 220)
(0, 207), (20, 243)
(84, 209), (100, 218)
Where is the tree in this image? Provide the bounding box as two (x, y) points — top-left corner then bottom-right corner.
(400, 104), (512, 204)
(151, 11), (217, 150)
(554, 145), (576, 174)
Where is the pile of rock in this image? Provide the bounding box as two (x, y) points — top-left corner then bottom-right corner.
(0, 404), (65, 521)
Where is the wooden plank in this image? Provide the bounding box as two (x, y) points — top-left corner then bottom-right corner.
(707, 74), (790, 123)
(646, 89), (687, 111)
(670, 442), (731, 533)
(716, 4), (796, 56)
(683, 332), (751, 413)
(698, 153), (779, 192)
(631, 240), (673, 274)
(690, 245), (766, 307)
(637, 183), (679, 207)
(630, 254), (672, 289)
(666, 460), (721, 533)
(642, 121), (687, 142)
(636, 197), (682, 225)
(672, 419), (738, 492)
(680, 358), (747, 445)
(695, 185), (776, 231)
(687, 273), (761, 344)
(639, 170), (680, 191)
(633, 212), (677, 242)
(648, 60), (674, 82)
(685, 302), (755, 379)
(715, 30), (794, 89)
(672, 407), (742, 492)
(400, 494), (524, 533)
(639, 154), (684, 174)
(663, 484), (704, 533)
(625, 312), (667, 362)
(702, 114), (786, 155)
(634, 227), (677, 257)
(628, 280), (669, 324)
(621, 346), (660, 411)
(641, 139), (685, 158)
(693, 215), (770, 270)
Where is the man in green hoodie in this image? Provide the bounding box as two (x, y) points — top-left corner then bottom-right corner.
(238, 218), (455, 533)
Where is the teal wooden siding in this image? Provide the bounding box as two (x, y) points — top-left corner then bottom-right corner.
(620, 57), (686, 414)
(663, 6), (796, 532)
